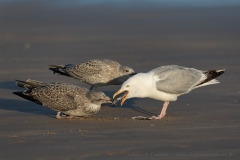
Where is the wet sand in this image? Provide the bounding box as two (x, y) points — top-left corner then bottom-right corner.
(0, 0), (240, 159)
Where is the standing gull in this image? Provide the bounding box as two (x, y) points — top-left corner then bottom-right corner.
(14, 79), (111, 119)
(47, 59), (136, 90)
(113, 65), (225, 119)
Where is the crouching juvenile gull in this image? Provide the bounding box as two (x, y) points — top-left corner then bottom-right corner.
(47, 59), (136, 91)
(113, 65), (225, 120)
(14, 79), (111, 119)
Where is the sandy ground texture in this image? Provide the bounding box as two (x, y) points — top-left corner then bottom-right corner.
(0, 0), (240, 159)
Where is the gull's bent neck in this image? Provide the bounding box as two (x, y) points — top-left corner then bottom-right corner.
(129, 73), (154, 98)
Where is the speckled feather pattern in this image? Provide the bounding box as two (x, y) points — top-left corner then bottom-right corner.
(31, 83), (88, 111)
(51, 59), (135, 88)
(66, 59), (120, 84)
(17, 80), (110, 116)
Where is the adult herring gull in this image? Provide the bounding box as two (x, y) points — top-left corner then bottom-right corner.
(14, 79), (111, 119)
(113, 65), (225, 119)
(47, 59), (136, 90)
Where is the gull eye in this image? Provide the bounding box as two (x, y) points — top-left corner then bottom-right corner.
(126, 69), (129, 72)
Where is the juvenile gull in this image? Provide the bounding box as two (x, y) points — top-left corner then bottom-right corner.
(14, 79), (111, 119)
(113, 65), (225, 119)
(47, 59), (136, 90)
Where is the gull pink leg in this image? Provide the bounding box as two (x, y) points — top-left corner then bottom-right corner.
(151, 101), (169, 119)
(56, 112), (69, 119)
(56, 112), (62, 119)
(56, 112), (75, 119)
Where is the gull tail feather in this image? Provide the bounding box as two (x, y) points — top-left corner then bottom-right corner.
(14, 79), (43, 105)
(47, 64), (72, 77)
(15, 79), (45, 89)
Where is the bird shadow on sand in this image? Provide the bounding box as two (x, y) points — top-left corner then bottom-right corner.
(103, 91), (155, 116)
(1, 89), (155, 117)
(0, 98), (56, 117)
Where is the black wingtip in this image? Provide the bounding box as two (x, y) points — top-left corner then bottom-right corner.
(197, 69), (225, 86)
(216, 69), (225, 75)
(205, 69), (225, 79)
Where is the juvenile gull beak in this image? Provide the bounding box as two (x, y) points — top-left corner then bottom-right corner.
(104, 96), (112, 103)
(113, 90), (129, 106)
(131, 72), (137, 76)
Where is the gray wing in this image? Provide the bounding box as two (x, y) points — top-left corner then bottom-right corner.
(31, 83), (82, 111)
(153, 65), (203, 94)
(66, 59), (120, 84)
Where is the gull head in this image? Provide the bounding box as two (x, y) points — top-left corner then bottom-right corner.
(119, 66), (136, 77)
(113, 74), (146, 106)
(88, 91), (112, 104)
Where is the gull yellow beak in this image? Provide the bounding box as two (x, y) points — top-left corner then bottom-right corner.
(113, 89), (123, 99)
(113, 89), (129, 106)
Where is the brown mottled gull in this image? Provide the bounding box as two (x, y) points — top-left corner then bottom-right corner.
(47, 59), (136, 90)
(14, 79), (111, 119)
(113, 65), (225, 120)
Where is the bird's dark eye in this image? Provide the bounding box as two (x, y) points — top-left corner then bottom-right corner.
(126, 70), (129, 72)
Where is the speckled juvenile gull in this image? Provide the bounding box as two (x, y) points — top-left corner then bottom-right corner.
(14, 79), (111, 119)
(113, 65), (225, 120)
(47, 59), (136, 90)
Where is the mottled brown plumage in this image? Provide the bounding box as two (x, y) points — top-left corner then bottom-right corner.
(14, 79), (111, 119)
(48, 59), (136, 90)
